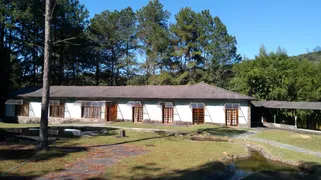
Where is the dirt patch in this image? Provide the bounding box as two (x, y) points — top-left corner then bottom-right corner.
(37, 144), (149, 180)
(293, 134), (312, 139)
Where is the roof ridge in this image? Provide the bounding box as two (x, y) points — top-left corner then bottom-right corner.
(13, 83), (254, 100)
(210, 85), (254, 99)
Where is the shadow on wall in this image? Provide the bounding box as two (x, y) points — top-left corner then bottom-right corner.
(3, 116), (19, 123)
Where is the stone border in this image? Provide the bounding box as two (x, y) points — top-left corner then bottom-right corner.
(263, 122), (297, 130)
(5, 116), (106, 124)
(238, 140), (299, 166)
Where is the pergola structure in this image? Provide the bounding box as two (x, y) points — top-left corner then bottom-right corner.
(251, 101), (321, 129)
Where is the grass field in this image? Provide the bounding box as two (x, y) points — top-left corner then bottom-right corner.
(0, 122), (249, 137)
(1, 122), (321, 179)
(0, 129), (247, 179)
(107, 122), (249, 136)
(0, 122), (39, 128)
(252, 141), (321, 164)
(253, 129), (321, 152)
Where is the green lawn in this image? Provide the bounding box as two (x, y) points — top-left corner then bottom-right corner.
(2, 123), (321, 179)
(253, 129), (321, 152)
(0, 140), (86, 178)
(0, 122), (39, 128)
(107, 122), (249, 136)
(248, 140), (321, 165)
(0, 130), (247, 179)
(0, 122), (249, 137)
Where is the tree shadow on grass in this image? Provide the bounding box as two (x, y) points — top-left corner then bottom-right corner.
(0, 168), (65, 180)
(109, 160), (321, 180)
(196, 126), (248, 137)
(80, 134), (169, 149)
(109, 161), (235, 180)
(0, 128), (168, 162)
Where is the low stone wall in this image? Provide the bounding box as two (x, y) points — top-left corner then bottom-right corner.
(240, 141), (299, 166)
(173, 121), (193, 125)
(238, 123), (251, 128)
(142, 120), (163, 124)
(15, 116), (106, 124)
(263, 122), (297, 130)
(204, 122), (251, 128)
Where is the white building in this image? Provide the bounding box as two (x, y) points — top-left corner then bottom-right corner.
(5, 82), (254, 127)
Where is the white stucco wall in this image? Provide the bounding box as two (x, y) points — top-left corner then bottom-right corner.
(238, 101), (250, 125)
(5, 98), (250, 126)
(142, 100), (162, 121)
(65, 102), (81, 118)
(203, 101), (249, 125)
(117, 100), (132, 121)
(114, 100), (249, 125)
(29, 101), (41, 117)
(174, 103), (193, 122)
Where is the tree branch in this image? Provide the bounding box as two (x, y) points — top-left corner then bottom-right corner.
(50, 0), (57, 19)
(65, 41), (80, 46)
(53, 37), (77, 45)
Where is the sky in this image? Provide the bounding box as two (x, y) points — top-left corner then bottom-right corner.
(79, 0), (321, 59)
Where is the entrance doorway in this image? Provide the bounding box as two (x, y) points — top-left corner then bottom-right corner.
(193, 108), (204, 124)
(226, 108), (238, 126)
(106, 104), (117, 121)
(133, 107), (143, 122)
(162, 105), (173, 123)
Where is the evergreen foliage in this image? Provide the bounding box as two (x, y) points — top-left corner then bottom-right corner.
(0, 0), (320, 127)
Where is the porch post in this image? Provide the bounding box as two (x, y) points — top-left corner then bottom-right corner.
(295, 116), (297, 129)
(274, 114), (276, 124)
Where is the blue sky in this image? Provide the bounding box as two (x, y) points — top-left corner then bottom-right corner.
(79, 0), (321, 59)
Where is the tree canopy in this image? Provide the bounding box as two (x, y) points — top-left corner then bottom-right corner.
(0, 0), (320, 129)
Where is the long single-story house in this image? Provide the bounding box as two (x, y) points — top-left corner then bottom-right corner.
(4, 82), (254, 127)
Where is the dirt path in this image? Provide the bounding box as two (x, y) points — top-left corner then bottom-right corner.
(35, 144), (148, 180)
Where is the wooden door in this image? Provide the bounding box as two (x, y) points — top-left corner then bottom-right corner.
(193, 108), (204, 124)
(226, 109), (238, 126)
(106, 104), (117, 121)
(133, 107), (143, 122)
(163, 106), (173, 123)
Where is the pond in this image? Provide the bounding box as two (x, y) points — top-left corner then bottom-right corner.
(227, 150), (305, 180)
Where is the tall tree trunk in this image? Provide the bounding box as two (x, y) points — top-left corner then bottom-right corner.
(39, 0), (51, 150)
(0, 48), (10, 119)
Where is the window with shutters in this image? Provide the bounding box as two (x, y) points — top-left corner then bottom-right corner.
(49, 103), (65, 118)
(82, 106), (101, 118)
